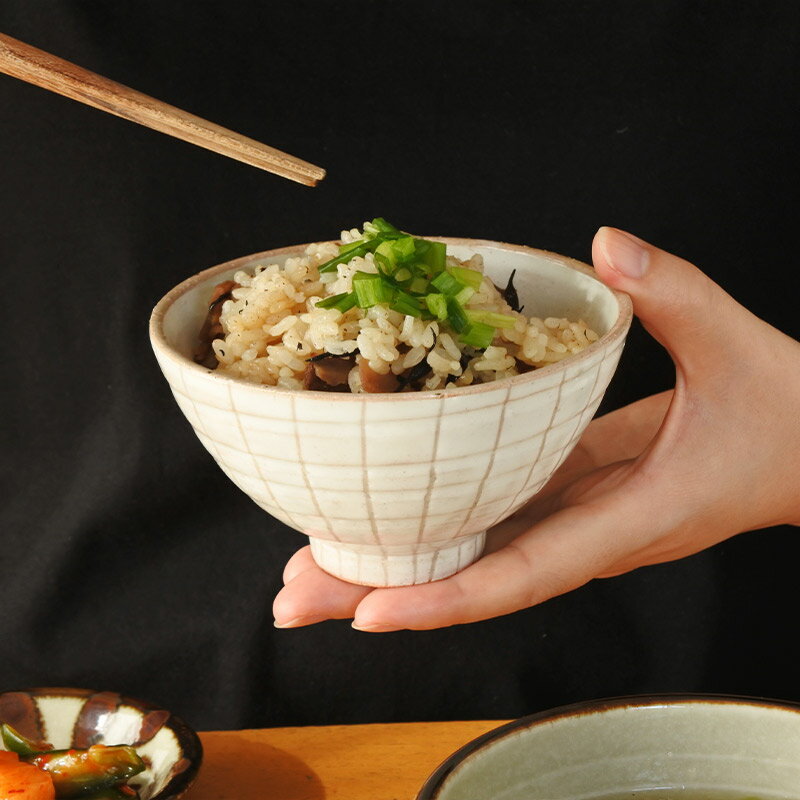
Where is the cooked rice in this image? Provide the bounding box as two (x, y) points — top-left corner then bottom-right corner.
(210, 229), (599, 392)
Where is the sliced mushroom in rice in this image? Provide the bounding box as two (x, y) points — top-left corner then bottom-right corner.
(303, 353), (357, 392)
(194, 279), (239, 367)
(359, 359), (399, 393)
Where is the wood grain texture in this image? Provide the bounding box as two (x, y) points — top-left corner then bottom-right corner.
(190, 721), (506, 800)
(0, 32), (325, 186)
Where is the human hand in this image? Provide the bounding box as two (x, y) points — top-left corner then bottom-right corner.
(273, 227), (800, 631)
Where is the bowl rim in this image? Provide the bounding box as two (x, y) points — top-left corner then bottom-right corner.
(0, 687), (203, 800)
(416, 692), (800, 799)
(149, 237), (633, 401)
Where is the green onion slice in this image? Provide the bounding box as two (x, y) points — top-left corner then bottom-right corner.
(315, 292), (358, 312)
(454, 286), (475, 306)
(392, 290), (423, 318)
(353, 272), (393, 307)
(339, 238), (370, 256)
(430, 270), (462, 296)
(319, 242), (371, 273)
(464, 309), (518, 329)
(446, 297), (470, 334)
(408, 275), (428, 294)
(459, 322), (496, 349)
(448, 266), (484, 290)
(370, 217), (402, 235)
(415, 239), (446, 273)
(425, 293), (448, 320)
(392, 236), (417, 261)
(374, 240), (397, 270)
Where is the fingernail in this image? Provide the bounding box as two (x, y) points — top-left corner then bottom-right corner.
(274, 616), (315, 629)
(351, 622), (401, 633)
(599, 227), (649, 279)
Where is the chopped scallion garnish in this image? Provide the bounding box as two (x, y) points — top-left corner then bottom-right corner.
(459, 322), (496, 348)
(392, 290), (423, 317)
(454, 286), (475, 306)
(353, 272), (393, 307)
(319, 242), (371, 273)
(315, 292), (358, 312)
(415, 239), (446, 272)
(370, 217), (401, 235)
(409, 275), (429, 294)
(375, 240), (398, 270)
(446, 297), (470, 334)
(339, 238), (370, 256)
(315, 219), (520, 351)
(430, 271), (463, 295)
(448, 266), (484, 291)
(465, 309), (518, 329)
(392, 236), (417, 261)
(425, 293), (448, 320)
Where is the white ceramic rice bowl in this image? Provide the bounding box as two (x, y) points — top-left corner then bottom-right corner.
(149, 238), (632, 587)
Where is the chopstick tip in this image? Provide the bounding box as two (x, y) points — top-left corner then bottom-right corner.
(302, 166), (326, 187)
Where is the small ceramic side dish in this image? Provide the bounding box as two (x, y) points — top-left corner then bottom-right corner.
(417, 694), (800, 799)
(0, 688), (202, 800)
(150, 238), (632, 587)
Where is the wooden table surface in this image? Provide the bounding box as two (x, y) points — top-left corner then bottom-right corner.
(189, 720), (506, 800)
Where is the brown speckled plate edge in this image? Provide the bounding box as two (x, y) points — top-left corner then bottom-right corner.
(0, 688), (203, 800)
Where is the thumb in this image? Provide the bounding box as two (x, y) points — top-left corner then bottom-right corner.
(591, 227), (749, 377)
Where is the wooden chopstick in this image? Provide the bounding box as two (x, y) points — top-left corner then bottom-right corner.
(0, 32), (325, 187)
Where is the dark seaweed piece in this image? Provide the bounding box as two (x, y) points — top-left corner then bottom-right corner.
(500, 269), (524, 313)
(514, 358), (536, 374)
(445, 352), (473, 386)
(306, 349), (359, 363)
(395, 360), (432, 391)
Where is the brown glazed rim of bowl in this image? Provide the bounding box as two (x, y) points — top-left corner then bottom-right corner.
(1, 687), (203, 800)
(416, 692), (800, 800)
(149, 237), (634, 401)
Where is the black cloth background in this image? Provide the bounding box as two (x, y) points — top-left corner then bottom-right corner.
(1, 1), (798, 731)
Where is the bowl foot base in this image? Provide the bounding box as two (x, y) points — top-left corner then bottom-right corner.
(308, 532), (487, 587)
